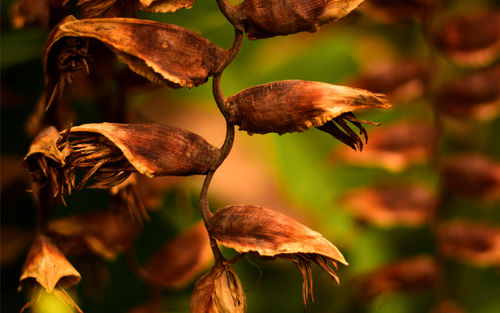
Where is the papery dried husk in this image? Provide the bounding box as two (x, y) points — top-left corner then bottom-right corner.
(337, 122), (435, 172)
(191, 264), (246, 313)
(342, 184), (437, 227)
(360, 0), (440, 22)
(362, 256), (439, 299)
(433, 11), (500, 67)
(145, 221), (212, 288)
(19, 234), (81, 293)
(440, 154), (500, 201)
(438, 221), (500, 266)
(218, 0), (365, 39)
(228, 80), (390, 150)
(435, 66), (500, 120)
(47, 211), (139, 260)
(351, 61), (431, 104)
(77, 0), (138, 18)
(139, 0), (195, 13)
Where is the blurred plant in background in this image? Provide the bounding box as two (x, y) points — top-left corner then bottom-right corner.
(2, 1), (500, 313)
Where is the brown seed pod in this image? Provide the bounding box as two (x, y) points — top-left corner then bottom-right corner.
(435, 66), (500, 120)
(207, 204), (347, 305)
(342, 184), (437, 227)
(191, 264), (246, 313)
(433, 11), (500, 67)
(438, 221), (500, 266)
(145, 221), (212, 288)
(139, 0), (195, 13)
(227, 80), (390, 151)
(76, 0), (138, 18)
(218, 0), (365, 39)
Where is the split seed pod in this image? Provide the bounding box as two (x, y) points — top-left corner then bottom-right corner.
(218, 0), (365, 39)
(207, 204), (347, 305)
(191, 264), (246, 313)
(227, 80), (390, 151)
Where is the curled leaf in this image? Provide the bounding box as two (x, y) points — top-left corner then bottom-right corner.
(227, 80), (390, 151)
(145, 221), (212, 288)
(342, 184), (437, 227)
(438, 221), (500, 266)
(218, 0), (365, 39)
(208, 204), (347, 305)
(191, 264), (246, 313)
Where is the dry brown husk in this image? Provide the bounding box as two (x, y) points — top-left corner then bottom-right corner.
(207, 204), (347, 305)
(190, 264), (246, 313)
(227, 80), (390, 151)
(218, 0), (365, 39)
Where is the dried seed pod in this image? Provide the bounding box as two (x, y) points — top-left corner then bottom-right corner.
(19, 234), (81, 293)
(342, 184), (437, 227)
(435, 66), (500, 120)
(438, 221), (500, 266)
(145, 221), (212, 288)
(360, 0), (440, 22)
(227, 80), (390, 151)
(218, 0), (365, 39)
(76, 0), (138, 18)
(207, 204), (347, 305)
(361, 256), (439, 299)
(351, 61), (431, 104)
(337, 122), (435, 172)
(10, 0), (50, 28)
(191, 264), (246, 313)
(139, 0), (195, 13)
(440, 154), (500, 201)
(433, 11), (500, 67)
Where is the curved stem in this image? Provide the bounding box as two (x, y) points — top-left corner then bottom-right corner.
(216, 0), (243, 31)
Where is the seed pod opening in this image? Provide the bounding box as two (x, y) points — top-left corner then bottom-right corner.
(227, 80), (390, 151)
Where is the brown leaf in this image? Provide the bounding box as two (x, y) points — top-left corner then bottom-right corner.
(361, 256), (439, 299)
(139, 0), (195, 13)
(218, 0), (365, 39)
(228, 80), (390, 151)
(433, 11), (500, 67)
(337, 122), (435, 171)
(208, 204), (347, 305)
(191, 264), (246, 313)
(435, 66), (500, 120)
(441, 154), (500, 201)
(342, 184), (437, 227)
(360, 0), (440, 22)
(19, 234), (81, 292)
(438, 221), (500, 266)
(145, 221), (212, 288)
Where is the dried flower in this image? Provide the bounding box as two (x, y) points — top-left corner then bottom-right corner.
(207, 204), (347, 305)
(191, 263), (246, 313)
(218, 0), (365, 39)
(227, 80), (390, 151)
(438, 221), (500, 266)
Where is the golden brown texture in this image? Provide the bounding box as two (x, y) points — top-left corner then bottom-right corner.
(139, 0), (195, 13)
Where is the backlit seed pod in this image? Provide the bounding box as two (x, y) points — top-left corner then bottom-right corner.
(337, 122), (435, 172)
(191, 264), (246, 313)
(433, 11), (500, 67)
(360, 0), (440, 22)
(438, 221), (500, 266)
(361, 256), (439, 299)
(218, 0), (365, 39)
(227, 80), (390, 151)
(145, 221), (212, 288)
(342, 184), (437, 227)
(435, 66), (500, 120)
(139, 0), (195, 13)
(440, 154), (500, 201)
(207, 204), (347, 306)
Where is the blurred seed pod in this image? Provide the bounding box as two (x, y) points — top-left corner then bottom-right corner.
(336, 122), (435, 172)
(360, 0), (440, 22)
(351, 61), (431, 104)
(430, 301), (466, 313)
(10, 0), (67, 28)
(361, 256), (439, 300)
(227, 80), (390, 151)
(440, 154), (500, 201)
(435, 66), (500, 120)
(76, 0), (138, 18)
(342, 184), (437, 227)
(217, 0), (364, 39)
(145, 221), (212, 288)
(43, 16), (228, 108)
(438, 221), (500, 267)
(207, 204), (347, 306)
(47, 211), (139, 260)
(433, 11), (500, 67)
(191, 264), (246, 313)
